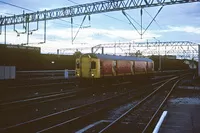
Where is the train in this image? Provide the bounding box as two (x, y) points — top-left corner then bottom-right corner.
(75, 53), (154, 80)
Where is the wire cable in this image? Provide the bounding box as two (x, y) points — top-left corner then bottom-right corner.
(143, 8), (163, 30)
(67, 0), (130, 25)
(0, 12), (14, 16)
(0, 1), (33, 12)
(0, 0), (80, 26)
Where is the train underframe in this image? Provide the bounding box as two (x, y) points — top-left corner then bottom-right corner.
(78, 73), (154, 88)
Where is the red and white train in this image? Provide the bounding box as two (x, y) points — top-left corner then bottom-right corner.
(75, 53), (154, 79)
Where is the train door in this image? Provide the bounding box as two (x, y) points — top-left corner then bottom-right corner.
(80, 55), (91, 78)
(100, 61), (103, 77)
(131, 61), (135, 75)
(75, 59), (80, 77)
(152, 62), (154, 71)
(146, 61), (148, 73)
(90, 58), (100, 78)
(112, 60), (117, 76)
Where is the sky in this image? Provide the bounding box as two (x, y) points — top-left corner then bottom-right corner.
(0, 0), (199, 54)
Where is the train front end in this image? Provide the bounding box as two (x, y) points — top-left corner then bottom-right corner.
(75, 54), (100, 79)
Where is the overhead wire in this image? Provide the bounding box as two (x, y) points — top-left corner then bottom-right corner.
(0, 0), (132, 27)
(124, 11), (145, 30)
(67, 0), (132, 42)
(83, 0), (161, 39)
(0, 0), (80, 27)
(68, 0), (78, 5)
(0, 12), (14, 16)
(143, 8), (163, 30)
(1, 0), (164, 44)
(0, 0), (77, 45)
(142, 6), (163, 35)
(0, 1), (33, 12)
(103, 14), (130, 24)
(0, 0), (136, 27)
(67, 0), (130, 25)
(122, 10), (141, 35)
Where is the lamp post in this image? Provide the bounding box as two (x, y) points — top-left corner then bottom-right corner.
(153, 37), (161, 71)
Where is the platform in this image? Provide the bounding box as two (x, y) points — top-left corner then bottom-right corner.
(159, 77), (200, 133)
(159, 104), (200, 133)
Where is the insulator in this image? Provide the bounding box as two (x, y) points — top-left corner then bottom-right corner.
(140, 8), (143, 16)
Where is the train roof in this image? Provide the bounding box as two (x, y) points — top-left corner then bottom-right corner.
(84, 54), (153, 62)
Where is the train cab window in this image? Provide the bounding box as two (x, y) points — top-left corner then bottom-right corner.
(91, 61), (96, 69)
(76, 62), (80, 69)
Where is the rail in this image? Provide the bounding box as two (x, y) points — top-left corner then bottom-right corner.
(99, 76), (181, 133)
(1, 76), (181, 132)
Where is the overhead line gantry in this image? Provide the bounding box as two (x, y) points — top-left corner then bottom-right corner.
(0, 0), (199, 26)
(58, 41), (199, 54)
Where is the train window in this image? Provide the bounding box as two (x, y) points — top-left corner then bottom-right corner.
(91, 61), (96, 69)
(76, 62), (80, 69)
(100, 61), (103, 69)
(112, 61), (117, 70)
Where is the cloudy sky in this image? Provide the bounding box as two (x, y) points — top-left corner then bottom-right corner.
(0, 0), (199, 53)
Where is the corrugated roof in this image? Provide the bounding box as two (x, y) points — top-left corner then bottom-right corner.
(95, 54), (153, 62)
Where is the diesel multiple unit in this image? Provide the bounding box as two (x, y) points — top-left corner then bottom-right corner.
(75, 54), (154, 78)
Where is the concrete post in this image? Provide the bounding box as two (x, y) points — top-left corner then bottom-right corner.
(64, 69), (69, 79)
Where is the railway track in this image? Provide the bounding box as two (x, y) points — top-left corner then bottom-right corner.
(0, 80), (134, 111)
(0, 80), (79, 102)
(0, 77), (170, 133)
(41, 76), (186, 133)
(98, 77), (181, 133)
(43, 76), (179, 133)
(0, 76), (176, 133)
(0, 79), (141, 130)
(0, 72), (174, 103)
(7, 81), (77, 89)
(1, 72), (188, 133)
(1, 78), (77, 87)
(0, 87), (84, 111)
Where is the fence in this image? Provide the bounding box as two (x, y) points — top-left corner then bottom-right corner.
(16, 69), (76, 80)
(0, 66), (16, 80)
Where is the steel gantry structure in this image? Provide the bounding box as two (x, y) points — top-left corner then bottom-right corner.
(0, 0), (199, 26)
(0, 0), (199, 45)
(93, 41), (199, 59)
(0, 0), (199, 56)
(58, 41), (199, 60)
